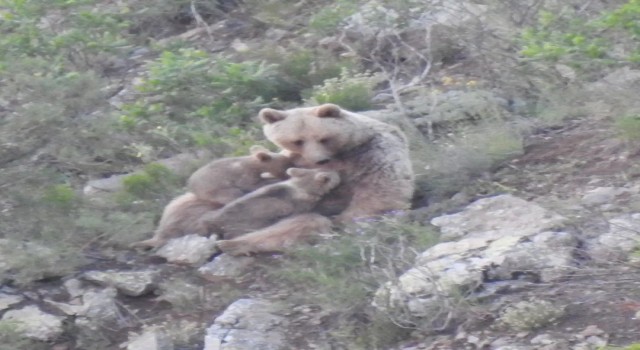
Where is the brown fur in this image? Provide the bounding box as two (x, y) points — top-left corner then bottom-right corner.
(260, 103), (414, 222)
(213, 104), (414, 255)
(130, 192), (220, 249)
(202, 168), (340, 239)
(187, 145), (293, 206)
(216, 213), (333, 256)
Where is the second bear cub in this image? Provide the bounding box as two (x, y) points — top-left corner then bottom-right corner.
(187, 145), (293, 207)
(203, 168), (340, 239)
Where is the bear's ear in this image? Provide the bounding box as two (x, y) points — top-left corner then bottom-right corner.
(250, 145), (272, 161)
(316, 104), (342, 118)
(315, 173), (330, 184)
(315, 171), (339, 185)
(259, 108), (287, 124)
(286, 167), (306, 177)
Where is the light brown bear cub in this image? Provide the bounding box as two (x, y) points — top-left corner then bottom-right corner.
(130, 192), (218, 249)
(187, 145), (293, 206)
(131, 146), (294, 249)
(204, 167), (340, 240)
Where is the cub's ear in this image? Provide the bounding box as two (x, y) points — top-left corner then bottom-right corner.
(249, 145), (272, 161)
(316, 104), (342, 118)
(249, 145), (269, 154)
(315, 173), (331, 184)
(286, 167), (307, 177)
(315, 171), (338, 184)
(259, 108), (287, 124)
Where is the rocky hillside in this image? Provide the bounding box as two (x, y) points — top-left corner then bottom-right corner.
(2, 0), (640, 349)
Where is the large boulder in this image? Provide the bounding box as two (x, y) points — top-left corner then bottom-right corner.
(1, 305), (65, 341)
(374, 195), (575, 322)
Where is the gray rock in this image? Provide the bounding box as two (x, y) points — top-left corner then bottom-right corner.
(1, 305), (65, 341)
(0, 292), (23, 311)
(198, 254), (255, 281)
(581, 187), (631, 207)
(430, 194), (566, 241)
(204, 299), (288, 350)
(81, 287), (121, 320)
(155, 234), (218, 266)
(588, 213), (640, 261)
(63, 278), (85, 299)
(375, 195), (576, 321)
(127, 329), (174, 350)
(46, 287), (120, 322)
(83, 270), (159, 296)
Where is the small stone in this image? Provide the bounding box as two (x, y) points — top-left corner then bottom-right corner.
(63, 278), (85, 299)
(530, 334), (554, 345)
(198, 254), (255, 281)
(579, 325), (605, 338)
(127, 329), (174, 350)
(581, 187), (626, 206)
(82, 270), (158, 297)
(0, 292), (23, 311)
(155, 235), (218, 266)
(585, 335), (607, 347)
(466, 335), (480, 345)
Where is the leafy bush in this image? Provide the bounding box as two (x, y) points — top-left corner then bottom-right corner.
(0, 238), (86, 286)
(121, 163), (180, 200)
(309, 0), (359, 34)
(119, 48), (288, 156)
(520, 1), (640, 68)
(42, 184), (78, 212)
(268, 48), (357, 101)
(422, 123), (524, 198)
(308, 69), (381, 111)
(499, 299), (564, 331)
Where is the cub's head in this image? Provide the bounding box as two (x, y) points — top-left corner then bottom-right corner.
(286, 168), (341, 194)
(248, 145), (293, 179)
(258, 104), (360, 166)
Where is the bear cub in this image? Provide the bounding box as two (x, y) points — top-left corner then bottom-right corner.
(203, 167), (340, 239)
(130, 192), (219, 249)
(131, 146), (293, 249)
(187, 145), (293, 207)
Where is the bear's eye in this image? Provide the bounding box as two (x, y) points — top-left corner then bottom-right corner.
(319, 138), (331, 144)
(293, 140), (304, 147)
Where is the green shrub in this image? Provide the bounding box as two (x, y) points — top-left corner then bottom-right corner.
(422, 123), (524, 198)
(42, 184), (78, 212)
(0, 238), (86, 286)
(308, 69), (381, 111)
(520, 1), (640, 69)
(270, 49), (357, 100)
(119, 49), (290, 155)
(309, 1), (359, 34)
(499, 299), (564, 331)
(121, 163), (180, 200)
